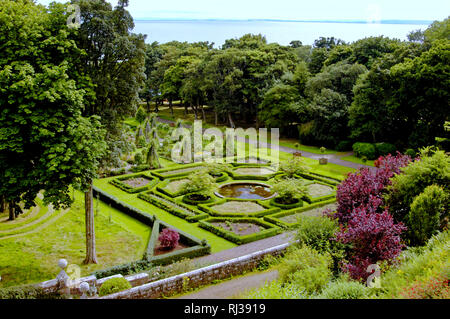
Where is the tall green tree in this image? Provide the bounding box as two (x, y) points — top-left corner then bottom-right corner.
(72, 0), (146, 263)
(0, 0), (106, 232)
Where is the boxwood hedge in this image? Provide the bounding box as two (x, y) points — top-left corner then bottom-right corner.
(146, 220), (211, 266)
(109, 173), (159, 194)
(198, 217), (281, 245)
(138, 190), (209, 222)
(150, 163), (205, 180)
(198, 198), (280, 218)
(264, 198), (337, 229)
(93, 187), (155, 226)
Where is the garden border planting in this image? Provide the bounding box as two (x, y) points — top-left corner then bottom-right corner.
(109, 173), (159, 194)
(229, 165), (280, 181)
(198, 198), (280, 218)
(137, 190), (209, 222)
(156, 177), (191, 198)
(150, 163), (205, 180)
(198, 217), (281, 245)
(296, 172), (342, 186)
(303, 181), (337, 204)
(145, 220), (211, 266)
(264, 198), (337, 228)
(269, 197), (304, 210)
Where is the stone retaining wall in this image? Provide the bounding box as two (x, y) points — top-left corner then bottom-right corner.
(100, 242), (291, 299)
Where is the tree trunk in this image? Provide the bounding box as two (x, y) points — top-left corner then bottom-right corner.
(228, 112), (235, 128)
(0, 196), (5, 213)
(201, 105), (206, 122)
(146, 100), (150, 113)
(214, 110), (218, 126)
(84, 181), (98, 264)
(8, 202), (15, 221)
(192, 104), (198, 120)
(169, 99), (174, 117)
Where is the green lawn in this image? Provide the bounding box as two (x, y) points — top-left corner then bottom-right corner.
(278, 139), (338, 155)
(0, 191), (150, 288)
(340, 155), (375, 167)
(94, 178), (237, 254)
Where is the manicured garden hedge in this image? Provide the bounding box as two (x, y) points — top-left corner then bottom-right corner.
(156, 177), (191, 198)
(303, 182), (337, 204)
(270, 198), (304, 209)
(150, 163), (205, 180)
(352, 142), (397, 160)
(198, 217), (281, 245)
(138, 190), (209, 222)
(295, 172), (341, 186)
(264, 198), (337, 228)
(93, 187), (155, 226)
(353, 142), (377, 160)
(92, 259), (152, 279)
(109, 173), (159, 194)
(198, 198), (280, 218)
(146, 220), (211, 266)
(230, 156), (271, 167)
(212, 171), (229, 183)
(228, 165), (280, 181)
(182, 194), (216, 205)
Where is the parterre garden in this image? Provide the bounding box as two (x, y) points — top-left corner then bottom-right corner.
(93, 157), (342, 266)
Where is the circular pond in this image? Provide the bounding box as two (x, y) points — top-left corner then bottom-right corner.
(216, 182), (276, 200)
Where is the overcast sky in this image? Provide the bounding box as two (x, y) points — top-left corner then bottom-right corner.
(36, 0), (449, 21)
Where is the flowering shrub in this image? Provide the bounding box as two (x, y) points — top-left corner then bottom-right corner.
(336, 208), (407, 281)
(335, 153), (411, 224)
(158, 228), (180, 249)
(398, 276), (450, 299)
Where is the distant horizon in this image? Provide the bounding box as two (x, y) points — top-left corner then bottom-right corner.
(133, 18), (434, 25)
(36, 0), (449, 23)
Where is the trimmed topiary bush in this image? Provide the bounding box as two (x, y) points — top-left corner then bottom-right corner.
(375, 142), (397, 156)
(99, 277), (132, 297)
(352, 142), (377, 160)
(405, 148), (416, 158)
(408, 185), (448, 246)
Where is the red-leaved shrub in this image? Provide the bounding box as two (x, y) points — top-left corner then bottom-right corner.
(335, 153), (411, 224)
(335, 208), (407, 281)
(158, 228), (180, 249)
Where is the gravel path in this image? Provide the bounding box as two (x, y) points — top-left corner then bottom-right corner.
(194, 232), (295, 266)
(176, 270), (279, 299)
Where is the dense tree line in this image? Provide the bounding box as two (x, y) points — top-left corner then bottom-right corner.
(142, 19), (449, 151)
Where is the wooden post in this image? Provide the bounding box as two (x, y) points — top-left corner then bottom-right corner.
(84, 181), (98, 264)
